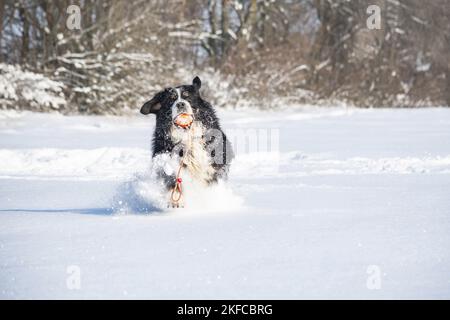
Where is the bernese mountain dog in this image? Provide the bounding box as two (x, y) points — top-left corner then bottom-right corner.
(140, 76), (234, 207)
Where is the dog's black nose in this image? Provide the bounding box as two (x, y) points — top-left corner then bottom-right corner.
(176, 101), (186, 109)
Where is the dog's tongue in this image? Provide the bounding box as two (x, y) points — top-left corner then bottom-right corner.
(174, 113), (194, 129)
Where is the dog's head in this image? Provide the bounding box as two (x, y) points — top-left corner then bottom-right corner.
(140, 76), (202, 121)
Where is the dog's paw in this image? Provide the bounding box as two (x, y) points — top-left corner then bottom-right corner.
(167, 201), (185, 209)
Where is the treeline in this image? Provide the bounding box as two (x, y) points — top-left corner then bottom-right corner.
(0, 0), (449, 114)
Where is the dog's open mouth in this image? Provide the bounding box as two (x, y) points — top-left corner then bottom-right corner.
(173, 113), (194, 129)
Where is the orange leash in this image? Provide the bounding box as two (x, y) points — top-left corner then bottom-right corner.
(170, 161), (184, 204)
(170, 113), (194, 207)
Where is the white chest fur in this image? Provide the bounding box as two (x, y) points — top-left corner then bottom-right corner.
(170, 122), (215, 185)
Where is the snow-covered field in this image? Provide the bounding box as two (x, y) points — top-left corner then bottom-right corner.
(1, 107), (450, 299)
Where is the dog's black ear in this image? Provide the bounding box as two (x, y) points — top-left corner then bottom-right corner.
(140, 91), (165, 115)
(193, 76), (201, 90)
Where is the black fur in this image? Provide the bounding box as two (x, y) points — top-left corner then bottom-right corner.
(140, 77), (233, 190)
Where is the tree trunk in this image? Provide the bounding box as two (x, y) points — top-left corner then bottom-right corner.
(84, 0), (94, 51)
(220, 0), (229, 56)
(207, 0), (219, 65)
(0, 0), (5, 61)
(19, 6), (30, 65)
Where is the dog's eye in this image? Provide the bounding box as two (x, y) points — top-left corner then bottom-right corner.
(170, 91), (177, 99)
(182, 91), (189, 98)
